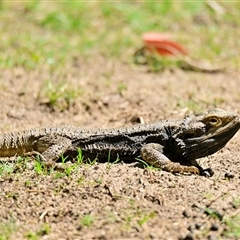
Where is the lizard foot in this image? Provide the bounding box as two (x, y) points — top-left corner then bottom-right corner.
(163, 163), (200, 175)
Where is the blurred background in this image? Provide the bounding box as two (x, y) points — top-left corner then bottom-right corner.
(0, 1), (240, 129)
(0, 1), (239, 68)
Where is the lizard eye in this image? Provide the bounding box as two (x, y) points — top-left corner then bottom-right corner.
(209, 117), (220, 125)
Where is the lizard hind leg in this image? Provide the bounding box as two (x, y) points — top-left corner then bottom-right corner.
(36, 135), (72, 167)
(140, 143), (200, 175)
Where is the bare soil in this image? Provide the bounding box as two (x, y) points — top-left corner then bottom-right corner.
(0, 57), (240, 240)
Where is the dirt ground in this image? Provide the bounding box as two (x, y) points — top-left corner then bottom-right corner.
(0, 57), (240, 240)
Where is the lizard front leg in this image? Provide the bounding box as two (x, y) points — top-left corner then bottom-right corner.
(33, 135), (72, 167)
(140, 143), (200, 175)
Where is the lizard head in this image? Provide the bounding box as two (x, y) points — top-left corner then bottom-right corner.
(171, 108), (240, 160)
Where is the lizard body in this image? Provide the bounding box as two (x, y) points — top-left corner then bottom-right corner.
(0, 108), (239, 176)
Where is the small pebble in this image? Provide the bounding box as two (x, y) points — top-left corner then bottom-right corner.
(207, 234), (217, 240)
(224, 172), (235, 179)
(210, 223), (219, 231)
(191, 203), (200, 209)
(183, 209), (191, 218)
(187, 224), (195, 232)
(183, 233), (194, 240)
(195, 222), (202, 230)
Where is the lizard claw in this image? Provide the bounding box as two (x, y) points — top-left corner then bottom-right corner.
(200, 168), (214, 177)
(163, 163), (200, 175)
(182, 166), (200, 175)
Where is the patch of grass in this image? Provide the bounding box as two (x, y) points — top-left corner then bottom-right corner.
(135, 157), (159, 171)
(0, 219), (17, 240)
(79, 214), (94, 228)
(107, 150), (112, 163)
(138, 211), (155, 227)
(5, 192), (19, 200)
(39, 2), (89, 32)
(25, 223), (51, 240)
(60, 154), (68, 164)
(53, 171), (65, 179)
(15, 156), (33, 172)
(34, 158), (46, 175)
(204, 208), (223, 221)
(203, 191), (214, 200)
(76, 175), (85, 185)
(33, 156), (56, 175)
(0, 161), (14, 175)
(232, 197), (240, 208)
(121, 199), (156, 231)
(106, 150), (121, 169)
(223, 215), (240, 238)
(203, 200), (240, 238)
(117, 82), (127, 95)
(50, 151), (85, 178)
(38, 80), (82, 111)
(0, 2), (239, 70)
(49, 149), (97, 179)
(25, 179), (33, 188)
(86, 157), (97, 166)
(25, 232), (39, 240)
(175, 97), (205, 113)
(76, 148), (84, 164)
(93, 178), (103, 185)
(0, 156), (32, 175)
(64, 163), (76, 178)
(0, 156), (38, 177)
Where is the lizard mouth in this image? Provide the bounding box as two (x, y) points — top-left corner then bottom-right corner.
(183, 115), (240, 160)
(202, 115), (240, 139)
